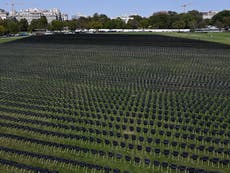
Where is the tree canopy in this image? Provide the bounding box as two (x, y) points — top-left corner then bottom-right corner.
(212, 10), (230, 29)
(0, 10), (229, 34)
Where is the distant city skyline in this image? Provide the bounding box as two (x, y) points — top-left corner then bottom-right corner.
(0, 0), (229, 18)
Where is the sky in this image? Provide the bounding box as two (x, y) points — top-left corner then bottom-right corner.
(0, 0), (230, 18)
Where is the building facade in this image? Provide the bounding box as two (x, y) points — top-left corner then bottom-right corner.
(202, 11), (219, 20)
(15, 8), (68, 24)
(119, 15), (134, 23)
(0, 9), (8, 20)
(61, 14), (68, 21)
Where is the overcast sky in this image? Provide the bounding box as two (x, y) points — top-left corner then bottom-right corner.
(1, 0), (229, 17)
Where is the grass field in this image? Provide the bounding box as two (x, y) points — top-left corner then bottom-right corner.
(0, 37), (23, 44)
(0, 34), (229, 173)
(1, 32), (229, 45)
(155, 32), (230, 45)
(105, 32), (230, 45)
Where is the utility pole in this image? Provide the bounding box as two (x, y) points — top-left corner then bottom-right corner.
(181, 3), (192, 13)
(11, 0), (15, 17)
(5, 0), (23, 17)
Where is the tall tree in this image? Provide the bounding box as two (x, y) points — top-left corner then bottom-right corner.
(113, 18), (126, 29)
(7, 19), (19, 34)
(39, 16), (48, 29)
(223, 16), (230, 29)
(90, 21), (103, 29)
(76, 17), (90, 29)
(29, 19), (39, 31)
(50, 20), (64, 31)
(67, 20), (77, 31)
(212, 10), (230, 28)
(149, 13), (171, 29)
(126, 15), (145, 29)
(19, 18), (28, 32)
(0, 25), (6, 35)
(126, 19), (140, 29)
(140, 18), (150, 28)
(29, 16), (48, 31)
(187, 10), (203, 28)
(90, 13), (110, 28)
(172, 20), (186, 29)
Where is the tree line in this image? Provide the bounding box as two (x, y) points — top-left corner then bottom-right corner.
(0, 10), (229, 35)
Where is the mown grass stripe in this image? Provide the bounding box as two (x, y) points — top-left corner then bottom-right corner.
(0, 157), (58, 173)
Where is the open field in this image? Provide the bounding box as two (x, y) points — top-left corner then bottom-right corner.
(1, 32), (229, 45)
(0, 37), (23, 44)
(105, 32), (230, 45)
(154, 32), (230, 45)
(0, 34), (230, 173)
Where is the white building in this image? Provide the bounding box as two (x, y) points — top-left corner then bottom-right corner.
(61, 14), (68, 21)
(202, 11), (219, 20)
(0, 9), (8, 20)
(119, 15), (134, 23)
(16, 8), (42, 24)
(15, 8), (68, 24)
(43, 9), (61, 23)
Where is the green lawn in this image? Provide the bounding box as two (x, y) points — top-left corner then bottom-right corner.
(155, 32), (230, 45)
(0, 37), (23, 44)
(104, 32), (230, 45)
(0, 34), (229, 173)
(2, 32), (230, 45)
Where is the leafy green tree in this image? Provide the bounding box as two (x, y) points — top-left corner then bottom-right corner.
(0, 25), (6, 35)
(50, 20), (64, 31)
(7, 20), (19, 34)
(67, 20), (77, 31)
(39, 16), (48, 29)
(169, 12), (180, 28)
(201, 19), (211, 27)
(180, 14), (192, 29)
(1, 19), (9, 33)
(126, 15), (145, 29)
(172, 20), (186, 29)
(149, 13), (171, 29)
(90, 21), (103, 29)
(132, 15), (151, 28)
(19, 18), (28, 32)
(0, 19), (6, 35)
(212, 10), (230, 28)
(29, 19), (38, 31)
(76, 17), (90, 29)
(0, 18), (4, 25)
(23, 10), (230, 31)
(215, 21), (224, 29)
(29, 16), (48, 31)
(189, 10), (204, 28)
(103, 19), (113, 29)
(140, 18), (150, 28)
(223, 16), (230, 29)
(91, 13), (111, 28)
(112, 18), (126, 29)
(47, 24), (53, 31)
(126, 20), (140, 29)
